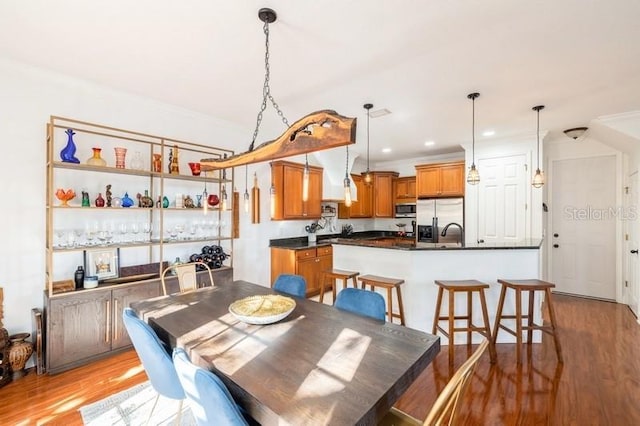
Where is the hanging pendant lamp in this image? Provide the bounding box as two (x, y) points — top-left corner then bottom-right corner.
(466, 92), (480, 185)
(302, 154), (310, 202)
(532, 105), (545, 188)
(344, 145), (352, 207)
(200, 8), (356, 171)
(244, 165), (250, 213)
(362, 103), (373, 185)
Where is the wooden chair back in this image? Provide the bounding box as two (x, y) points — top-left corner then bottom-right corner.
(161, 261), (214, 295)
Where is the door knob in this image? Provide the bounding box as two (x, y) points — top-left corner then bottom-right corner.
(553, 233), (559, 237)
(553, 244), (559, 248)
(631, 249), (638, 254)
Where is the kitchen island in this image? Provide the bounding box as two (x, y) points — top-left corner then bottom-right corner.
(270, 233), (543, 344)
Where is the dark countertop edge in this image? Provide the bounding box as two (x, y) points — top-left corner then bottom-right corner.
(270, 233), (542, 251)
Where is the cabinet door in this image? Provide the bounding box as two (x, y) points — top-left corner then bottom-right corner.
(47, 290), (112, 372)
(373, 174), (395, 217)
(407, 178), (417, 198)
(440, 164), (465, 196)
(396, 179), (408, 198)
(306, 168), (323, 217)
(112, 282), (161, 350)
(416, 167), (440, 198)
(282, 165), (305, 218)
(296, 256), (319, 296)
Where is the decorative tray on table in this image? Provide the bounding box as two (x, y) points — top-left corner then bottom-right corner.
(229, 295), (296, 325)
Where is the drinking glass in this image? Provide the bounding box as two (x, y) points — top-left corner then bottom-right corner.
(130, 223), (140, 243)
(142, 222), (151, 242)
(119, 223), (128, 243)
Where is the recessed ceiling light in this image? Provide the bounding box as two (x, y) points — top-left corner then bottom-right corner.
(424, 140), (435, 147)
(482, 130), (495, 137)
(370, 108), (392, 118)
(382, 148), (392, 153)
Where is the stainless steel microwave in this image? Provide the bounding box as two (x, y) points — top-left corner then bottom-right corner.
(395, 203), (416, 218)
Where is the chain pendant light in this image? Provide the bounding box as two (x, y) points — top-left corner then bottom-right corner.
(302, 154), (310, 201)
(467, 92), (480, 185)
(244, 165), (250, 213)
(344, 145), (352, 207)
(532, 105), (545, 188)
(362, 103), (373, 184)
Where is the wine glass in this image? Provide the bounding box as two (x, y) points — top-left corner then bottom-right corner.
(55, 229), (66, 248)
(174, 223), (185, 241)
(119, 223), (128, 244)
(130, 223), (140, 243)
(142, 222), (151, 242)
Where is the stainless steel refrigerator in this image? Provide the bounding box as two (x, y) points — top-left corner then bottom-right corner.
(416, 198), (464, 243)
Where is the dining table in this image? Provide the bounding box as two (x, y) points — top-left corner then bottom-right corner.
(130, 280), (440, 425)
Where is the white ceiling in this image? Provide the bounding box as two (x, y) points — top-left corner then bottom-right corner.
(2, 0), (639, 161)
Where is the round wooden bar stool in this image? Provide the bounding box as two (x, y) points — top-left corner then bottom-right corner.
(358, 274), (406, 325)
(432, 280), (497, 363)
(492, 279), (563, 363)
(319, 269), (360, 304)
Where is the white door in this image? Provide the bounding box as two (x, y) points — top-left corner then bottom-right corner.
(627, 172), (639, 316)
(478, 154), (527, 242)
(551, 156), (616, 300)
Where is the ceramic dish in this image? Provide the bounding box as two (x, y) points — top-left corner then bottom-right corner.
(229, 294), (296, 325)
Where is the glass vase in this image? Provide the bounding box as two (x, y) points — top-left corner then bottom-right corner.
(130, 151), (144, 170)
(114, 147), (127, 169)
(86, 147), (107, 167)
(60, 129), (80, 164)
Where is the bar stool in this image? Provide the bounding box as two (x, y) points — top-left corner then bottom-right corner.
(493, 279), (563, 363)
(432, 280), (497, 363)
(358, 275), (406, 325)
(319, 269), (360, 304)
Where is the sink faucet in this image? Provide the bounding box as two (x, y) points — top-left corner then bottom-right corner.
(441, 222), (464, 246)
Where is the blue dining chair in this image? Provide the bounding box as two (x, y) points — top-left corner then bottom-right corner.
(273, 274), (307, 298)
(335, 288), (386, 321)
(173, 347), (250, 426)
(122, 308), (185, 424)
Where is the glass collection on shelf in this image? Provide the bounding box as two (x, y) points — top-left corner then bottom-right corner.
(46, 116), (235, 296)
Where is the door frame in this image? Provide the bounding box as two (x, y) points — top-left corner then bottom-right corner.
(546, 151), (625, 302)
(625, 170), (640, 320)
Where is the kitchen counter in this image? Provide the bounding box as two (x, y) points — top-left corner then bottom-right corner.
(269, 233), (542, 250)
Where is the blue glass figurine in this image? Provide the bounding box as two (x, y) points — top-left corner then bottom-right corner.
(121, 192), (134, 208)
(60, 129), (80, 163)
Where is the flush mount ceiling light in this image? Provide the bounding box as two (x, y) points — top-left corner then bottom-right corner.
(532, 105), (545, 188)
(382, 148), (392, 153)
(467, 92), (480, 185)
(563, 127), (588, 140)
(200, 8), (356, 171)
(362, 103), (374, 185)
(424, 140), (435, 147)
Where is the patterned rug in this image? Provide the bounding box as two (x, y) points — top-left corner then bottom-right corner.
(78, 381), (196, 425)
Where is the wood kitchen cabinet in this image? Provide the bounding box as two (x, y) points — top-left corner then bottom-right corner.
(271, 160), (323, 220)
(270, 245), (333, 297)
(395, 176), (416, 202)
(373, 172), (399, 217)
(415, 161), (465, 198)
(338, 174), (373, 219)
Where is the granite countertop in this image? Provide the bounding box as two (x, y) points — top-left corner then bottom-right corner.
(270, 232), (542, 251)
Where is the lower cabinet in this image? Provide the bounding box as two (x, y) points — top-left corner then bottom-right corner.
(270, 245), (333, 297)
(44, 266), (233, 374)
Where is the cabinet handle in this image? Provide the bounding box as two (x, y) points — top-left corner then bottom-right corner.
(114, 299), (119, 340)
(105, 300), (111, 343)
(315, 258), (320, 262)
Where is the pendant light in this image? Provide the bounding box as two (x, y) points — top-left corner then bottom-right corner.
(532, 105), (545, 188)
(344, 145), (352, 207)
(269, 163), (276, 219)
(467, 92), (480, 185)
(302, 154), (310, 202)
(362, 103), (373, 184)
(244, 165), (250, 213)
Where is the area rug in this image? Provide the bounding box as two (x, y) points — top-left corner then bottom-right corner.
(79, 381), (196, 425)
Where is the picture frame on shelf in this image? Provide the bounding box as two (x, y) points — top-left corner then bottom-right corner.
(84, 248), (120, 280)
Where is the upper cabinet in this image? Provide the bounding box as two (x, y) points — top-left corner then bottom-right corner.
(395, 176), (416, 202)
(271, 160), (323, 220)
(415, 161), (465, 198)
(338, 174), (373, 219)
(372, 172), (399, 217)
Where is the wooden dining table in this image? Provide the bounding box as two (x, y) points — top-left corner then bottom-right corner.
(130, 280), (440, 425)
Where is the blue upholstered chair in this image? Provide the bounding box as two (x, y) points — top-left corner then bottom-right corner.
(335, 288), (386, 321)
(122, 308), (185, 424)
(173, 348), (250, 426)
(273, 274), (307, 298)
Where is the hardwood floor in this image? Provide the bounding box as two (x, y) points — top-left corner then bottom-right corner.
(1, 294), (638, 425)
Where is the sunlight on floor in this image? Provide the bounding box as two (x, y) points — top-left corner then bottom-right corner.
(117, 364), (145, 381)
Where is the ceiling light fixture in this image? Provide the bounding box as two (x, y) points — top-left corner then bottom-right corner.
(244, 165), (250, 213)
(382, 148), (392, 153)
(302, 154), (310, 202)
(467, 92), (480, 185)
(344, 145), (352, 207)
(424, 141), (435, 147)
(200, 8), (356, 171)
(362, 103), (374, 185)
(563, 127), (588, 140)
(532, 105), (545, 188)
(482, 130), (495, 137)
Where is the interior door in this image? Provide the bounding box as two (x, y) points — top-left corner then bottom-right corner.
(478, 154), (527, 242)
(627, 172), (639, 316)
(551, 156), (616, 300)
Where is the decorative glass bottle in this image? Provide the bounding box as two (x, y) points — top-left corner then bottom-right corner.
(130, 151), (144, 170)
(86, 147), (107, 167)
(60, 129), (80, 163)
(114, 147), (127, 169)
(95, 193), (105, 207)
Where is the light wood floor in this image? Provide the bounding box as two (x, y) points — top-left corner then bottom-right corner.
(1, 294), (639, 425)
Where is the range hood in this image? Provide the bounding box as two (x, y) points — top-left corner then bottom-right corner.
(313, 150), (358, 202)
